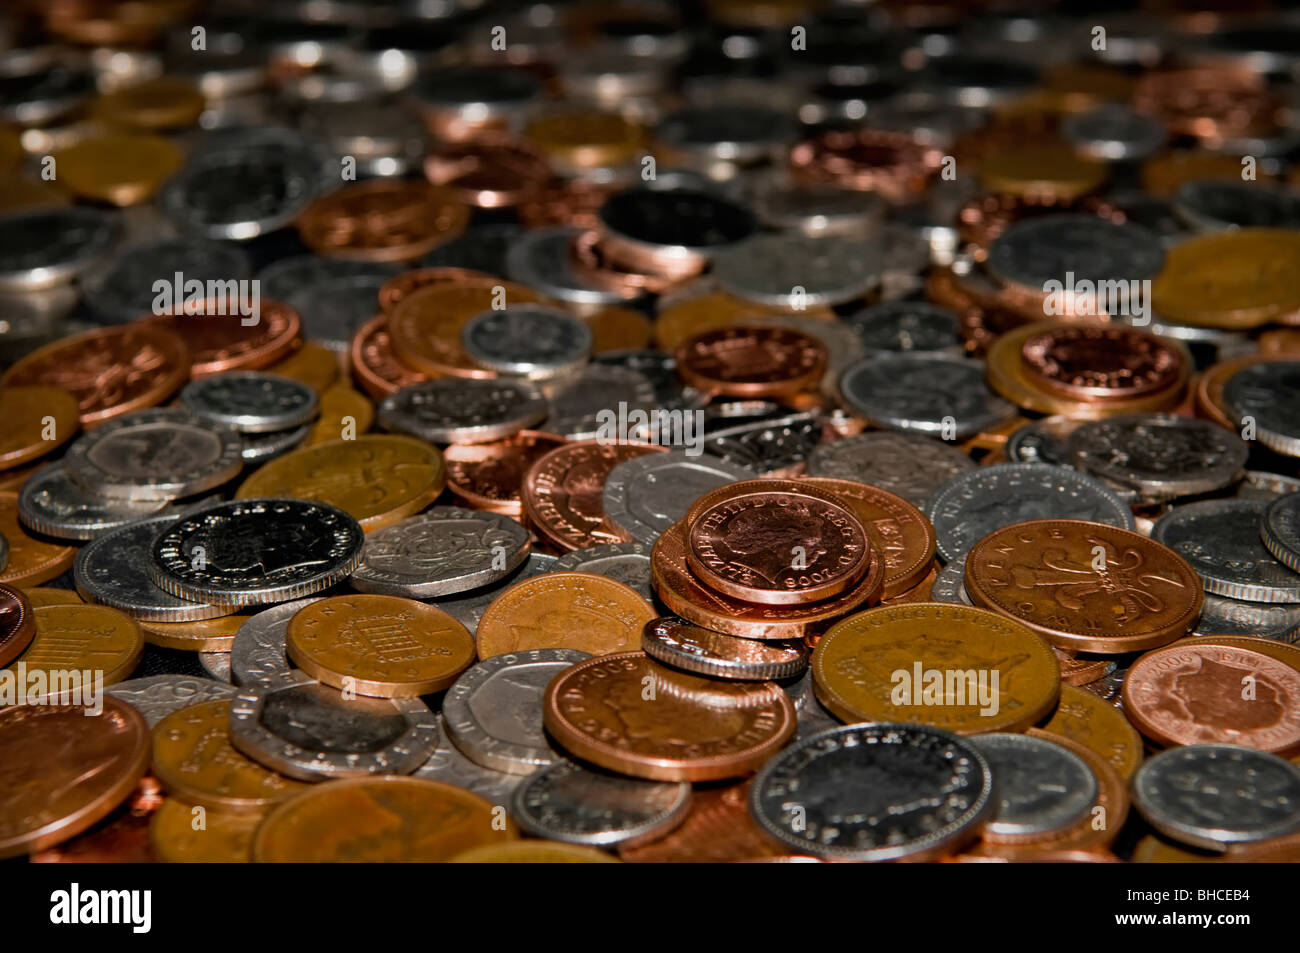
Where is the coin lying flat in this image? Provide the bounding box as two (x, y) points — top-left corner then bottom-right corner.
(1262, 492), (1300, 574)
(969, 733), (1098, 841)
(229, 671), (440, 781)
(0, 386), (79, 470)
(602, 450), (754, 544)
(376, 378), (549, 444)
(179, 371), (319, 434)
(838, 353), (1017, 440)
(461, 305), (592, 379)
(642, 616), (809, 681)
(845, 300), (964, 355)
(511, 759), (691, 847)
(807, 430), (975, 509)
(748, 723), (995, 862)
(551, 542), (655, 603)
(711, 234), (882, 309)
(349, 507), (531, 599)
(1223, 361), (1300, 457)
(443, 649), (592, 775)
(21, 603), (144, 686)
(148, 798), (260, 863)
(1132, 744), (1300, 851)
(17, 463), (183, 540)
(0, 582), (33, 668)
(1153, 499), (1300, 603)
(148, 498), (365, 606)
(227, 598), (321, 688)
(104, 674), (238, 728)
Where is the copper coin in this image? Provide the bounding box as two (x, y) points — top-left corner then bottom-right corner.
(1180, 636), (1300, 674)
(521, 440), (667, 551)
(789, 126), (943, 203)
(444, 430), (568, 516)
(348, 315), (430, 400)
(386, 277), (541, 379)
(517, 178), (616, 230)
(674, 325), (827, 398)
(2, 323), (191, 425)
(296, 180), (469, 263)
(377, 266), (498, 314)
(1042, 683), (1144, 781)
(1195, 354), (1271, 430)
(149, 299), (302, 377)
(651, 520), (884, 641)
(617, 780), (786, 862)
(0, 698), (150, 859)
(0, 492), (77, 588)
(476, 571), (655, 659)
(0, 582), (34, 668)
(685, 479), (870, 605)
(1122, 642), (1300, 753)
(1053, 648), (1115, 686)
(542, 651), (796, 782)
(965, 520), (1203, 654)
(803, 477), (938, 599)
(1019, 325), (1185, 401)
(0, 386), (79, 470)
(30, 777), (162, 864)
(423, 138), (552, 209)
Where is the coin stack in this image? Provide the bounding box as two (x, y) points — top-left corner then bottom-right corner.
(4, 1), (1300, 868)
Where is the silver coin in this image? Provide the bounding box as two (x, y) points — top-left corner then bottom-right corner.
(545, 364), (658, 439)
(411, 716), (523, 807)
(228, 597), (323, 688)
(749, 723), (996, 862)
(656, 105), (797, 166)
(1061, 104), (1165, 161)
(1004, 416), (1083, 466)
(377, 378), (548, 444)
(986, 215), (1165, 294)
(844, 301), (964, 355)
(1153, 499), (1300, 603)
(1236, 471), (1300, 501)
(284, 272), (393, 352)
(228, 671), (440, 781)
(1173, 180), (1300, 233)
(180, 371), (319, 434)
(602, 451), (752, 544)
(148, 498), (365, 606)
(511, 759), (692, 847)
(1263, 492), (1300, 575)
(808, 430), (976, 510)
(751, 180), (884, 238)
(78, 237), (253, 325)
(597, 187), (757, 266)
(460, 305), (592, 380)
(1066, 413), (1248, 501)
(298, 99), (427, 178)
(239, 422), (313, 463)
(62, 409), (244, 502)
(199, 650), (232, 683)
(642, 616), (808, 680)
(1222, 361), (1300, 457)
(550, 542), (654, 602)
(702, 410), (823, 475)
(106, 674), (238, 728)
(427, 552), (557, 634)
(505, 226), (636, 307)
(794, 687), (844, 741)
(927, 463), (1136, 563)
(837, 354), (1017, 440)
(1132, 744), (1300, 851)
(74, 516), (232, 623)
(350, 507), (531, 598)
(17, 463), (179, 540)
(969, 733), (1098, 838)
(930, 558), (971, 603)
(1192, 593), (1300, 642)
(256, 255), (398, 304)
(711, 234), (881, 310)
(443, 649), (591, 775)
(0, 208), (123, 293)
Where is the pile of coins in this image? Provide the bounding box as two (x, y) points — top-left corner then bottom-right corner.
(4, 1), (1300, 865)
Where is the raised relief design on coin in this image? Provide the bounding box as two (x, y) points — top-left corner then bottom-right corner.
(105, 674), (238, 728)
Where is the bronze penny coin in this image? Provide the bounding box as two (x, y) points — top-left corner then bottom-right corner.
(965, 520), (1203, 654)
(348, 315), (430, 400)
(0, 387), (78, 470)
(422, 138), (552, 209)
(675, 325), (827, 399)
(0, 493), (77, 588)
(685, 479), (870, 605)
(444, 430), (568, 517)
(0, 582), (34, 668)
(542, 651), (796, 782)
(1122, 641), (1300, 753)
(149, 300), (302, 377)
(377, 267), (497, 314)
(1019, 325), (1185, 402)
(296, 180), (470, 263)
(1041, 683), (1144, 781)
(0, 698), (150, 859)
(1053, 647), (1115, 687)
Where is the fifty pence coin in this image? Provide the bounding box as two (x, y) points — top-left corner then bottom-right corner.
(443, 648), (592, 775)
(511, 759), (691, 847)
(350, 507), (532, 599)
(62, 408), (244, 502)
(411, 718), (524, 807)
(179, 371), (319, 434)
(642, 616), (809, 681)
(377, 378), (548, 444)
(807, 430), (975, 509)
(969, 732), (1099, 841)
(461, 305), (592, 380)
(551, 542), (655, 603)
(228, 671), (440, 781)
(926, 463), (1135, 564)
(749, 723), (996, 862)
(1222, 361), (1300, 457)
(1153, 499), (1300, 603)
(104, 674), (237, 728)
(148, 499), (365, 606)
(228, 597), (322, 688)
(17, 463), (178, 540)
(602, 450), (753, 544)
(837, 354), (1017, 440)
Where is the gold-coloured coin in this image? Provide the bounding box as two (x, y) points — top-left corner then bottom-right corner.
(286, 595), (476, 697)
(812, 602), (1061, 734)
(91, 78), (205, 131)
(1040, 684), (1144, 781)
(1141, 151), (1269, 197)
(0, 176), (72, 212)
(306, 384), (374, 445)
(13, 604), (144, 686)
(0, 492), (78, 588)
(252, 777), (515, 861)
(140, 613), (246, 651)
(54, 133), (185, 206)
(235, 435), (444, 531)
(152, 699), (309, 813)
(0, 124), (21, 171)
(0, 386), (79, 470)
(263, 342), (340, 394)
(148, 798), (260, 863)
(1151, 229), (1300, 329)
(586, 305), (653, 353)
(19, 587), (83, 608)
(978, 143), (1108, 202)
(450, 841), (620, 863)
(525, 109), (645, 171)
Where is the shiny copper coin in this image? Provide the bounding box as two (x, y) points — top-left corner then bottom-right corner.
(675, 325), (827, 398)
(348, 315), (430, 400)
(1180, 636), (1300, 675)
(965, 520), (1203, 654)
(296, 180), (469, 263)
(31, 777), (162, 864)
(1122, 642), (1300, 753)
(1195, 354), (1272, 430)
(1053, 648), (1115, 687)
(617, 780), (785, 862)
(0, 386), (79, 470)
(651, 520), (883, 641)
(685, 479), (870, 605)
(1, 323), (191, 425)
(377, 267), (498, 314)
(521, 440), (666, 551)
(423, 138), (552, 209)
(1019, 325), (1185, 401)
(789, 126), (943, 204)
(803, 477), (938, 599)
(0, 493), (77, 588)
(444, 430), (568, 516)
(542, 651), (797, 782)
(149, 299), (301, 377)
(0, 582), (35, 668)
(0, 698), (150, 859)
(653, 290), (834, 351)
(1132, 67), (1279, 144)
(517, 178), (617, 230)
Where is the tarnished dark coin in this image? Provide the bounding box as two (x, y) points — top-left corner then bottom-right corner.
(1222, 361), (1300, 458)
(969, 733), (1098, 840)
(0, 208), (122, 293)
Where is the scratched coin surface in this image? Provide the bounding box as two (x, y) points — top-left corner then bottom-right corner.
(349, 507), (531, 599)
(602, 450), (754, 544)
(969, 732), (1098, 840)
(807, 431), (976, 509)
(1153, 499), (1300, 603)
(443, 649), (592, 775)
